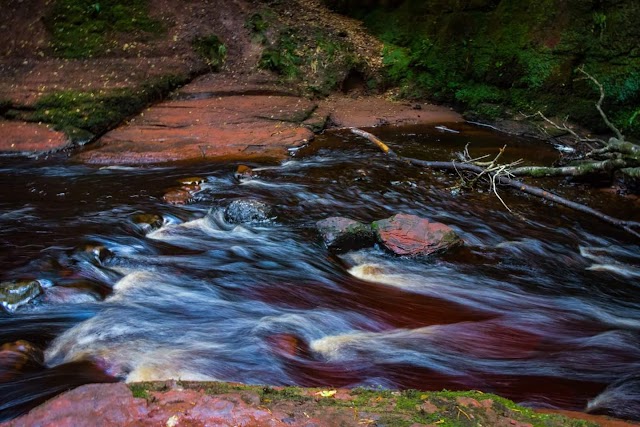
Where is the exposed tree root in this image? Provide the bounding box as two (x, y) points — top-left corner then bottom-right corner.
(349, 127), (640, 239)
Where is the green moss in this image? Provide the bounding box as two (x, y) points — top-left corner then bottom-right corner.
(259, 386), (310, 403)
(259, 29), (303, 79)
(28, 74), (188, 139)
(192, 35), (227, 72)
(47, 0), (164, 58)
(258, 26), (362, 96)
(124, 381), (595, 427)
(129, 383), (150, 399)
(245, 12), (271, 45)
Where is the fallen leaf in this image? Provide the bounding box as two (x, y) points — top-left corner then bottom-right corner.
(315, 389), (337, 398)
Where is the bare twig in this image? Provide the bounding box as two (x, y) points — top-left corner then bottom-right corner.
(524, 110), (606, 146)
(576, 65), (624, 141)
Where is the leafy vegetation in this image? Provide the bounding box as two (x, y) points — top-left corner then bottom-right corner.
(328, 0), (640, 139)
(258, 25), (363, 96)
(192, 35), (227, 72)
(259, 29), (304, 79)
(46, 0), (163, 58)
(245, 12), (271, 45)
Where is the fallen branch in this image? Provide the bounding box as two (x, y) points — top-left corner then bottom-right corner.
(511, 159), (628, 177)
(576, 66), (625, 141)
(349, 128), (640, 239)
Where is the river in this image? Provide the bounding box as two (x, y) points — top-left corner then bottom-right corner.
(1, 124), (639, 420)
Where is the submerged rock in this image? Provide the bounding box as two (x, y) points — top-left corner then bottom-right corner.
(234, 165), (254, 182)
(163, 188), (193, 205)
(224, 199), (273, 224)
(131, 213), (163, 233)
(373, 213), (462, 256)
(0, 340), (44, 382)
(316, 217), (375, 252)
(41, 286), (102, 305)
(0, 280), (43, 312)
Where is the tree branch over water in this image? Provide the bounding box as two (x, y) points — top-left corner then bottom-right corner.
(349, 127), (640, 239)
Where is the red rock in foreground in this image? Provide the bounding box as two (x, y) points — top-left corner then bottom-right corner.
(0, 121), (69, 154)
(373, 213), (462, 256)
(2, 382), (633, 427)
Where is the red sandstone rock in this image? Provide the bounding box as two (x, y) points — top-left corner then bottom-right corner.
(3, 382), (637, 427)
(318, 95), (463, 129)
(75, 85), (316, 164)
(0, 121), (69, 153)
(2, 383), (147, 427)
(163, 188), (193, 205)
(373, 213), (462, 256)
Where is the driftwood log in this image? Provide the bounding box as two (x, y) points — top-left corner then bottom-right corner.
(349, 127), (640, 239)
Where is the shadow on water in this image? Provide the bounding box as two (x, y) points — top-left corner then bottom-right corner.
(1, 124), (639, 420)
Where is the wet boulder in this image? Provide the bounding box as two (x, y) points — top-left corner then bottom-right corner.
(372, 213), (462, 256)
(316, 217), (375, 252)
(224, 199), (273, 224)
(0, 280), (43, 312)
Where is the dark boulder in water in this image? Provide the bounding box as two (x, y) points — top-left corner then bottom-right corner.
(224, 199), (273, 224)
(316, 217), (375, 252)
(373, 213), (462, 256)
(0, 280), (43, 313)
(587, 374), (640, 421)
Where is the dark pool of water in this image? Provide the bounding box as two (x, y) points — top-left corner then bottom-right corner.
(1, 124), (639, 420)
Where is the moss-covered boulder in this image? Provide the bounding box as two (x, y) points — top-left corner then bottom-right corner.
(317, 217), (376, 251)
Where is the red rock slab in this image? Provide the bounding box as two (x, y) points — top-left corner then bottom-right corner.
(0, 120), (70, 153)
(75, 95), (316, 165)
(0, 58), (195, 106)
(317, 95), (463, 128)
(1, 383), (148, 427)
(373, 213), (462, 256)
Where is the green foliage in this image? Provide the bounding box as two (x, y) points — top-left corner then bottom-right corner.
(245, 13), (270, 44)
(29, 74), (187, 137)
(258, 27), (361, 96)
(259, 30), (303, 79)
(592, 12), (607, 40)
(47, 0), (163, 58)
(193, 35), (227, 72)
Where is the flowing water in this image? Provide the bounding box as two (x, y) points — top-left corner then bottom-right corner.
(1, 124), (639, 420)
